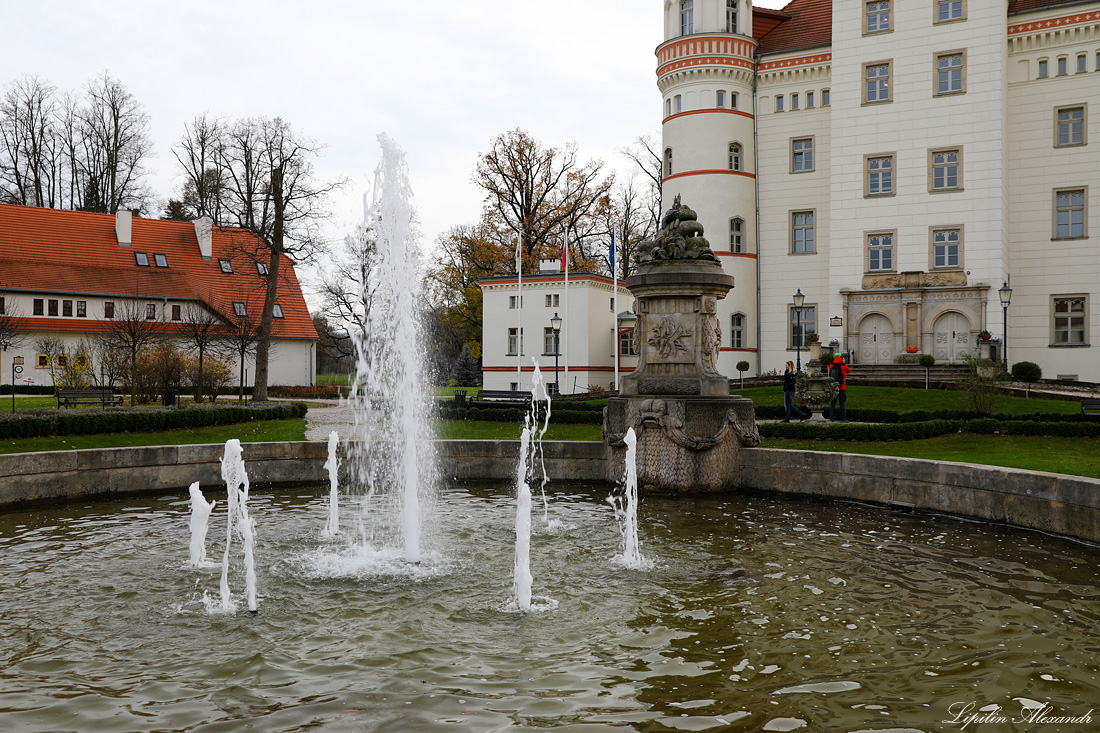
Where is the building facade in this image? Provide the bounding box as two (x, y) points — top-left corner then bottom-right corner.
(660, 0), (1099, 382)
(480, 259), (638, 393)
(0, 204), (317, 389)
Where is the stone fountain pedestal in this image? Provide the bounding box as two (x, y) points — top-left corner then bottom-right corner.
(603, 198), (758, 494)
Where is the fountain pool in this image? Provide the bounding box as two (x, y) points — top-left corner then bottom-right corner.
(2, 483), (1098, 731)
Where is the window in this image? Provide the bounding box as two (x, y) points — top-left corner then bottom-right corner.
(931, 228), (963, 269)
(134, 252), (150, 267)
(1039, 59), (1048, 78)
(822, 89), (830, 106)
(543, 327), (560, 355)
(36, 354), (49, 369)
(219, 259), (233, 273)
(1058, 57), (1067, 76)
(48, 299), (58, 316)
(1052, 296), (1087, 345)
(0, 296), (4, 314)
(863, 61), (892, 103)
(146, 303), (157, 320)
(726, 0), (737, 33)
(1078, 54), (1087, 74)
(508, 295), (524, 309)
(717, 90), (725, 108)
(104, 301), (114, 319)
(730, 218), (745, 253)
(273, 304), (284, 318)
(1055, 105), (1086, 147)
(791, 138), (814, 173)
(620, 329), (637, 356)
(731, 92), (738, 109)
(1097, 51), (1100, 71)
(33, 298), (43, 315)
(233, 302), (247, 317)
(789, 304), (817, 349)
(791, 93), (800, 110)
(935, 0), (965, 23)
(76, 301), (86, 317)
(791, 211), (815, 253)
(154, 253), (168, 268)
(664, 148), (673, 176)
(675, 95), (682, 113)
(56, 354), (68, 369)
(171, 304), (182, 321)
(730, 313), (745, 349)
(666, 98), (672, 117)
(680, 0), (693, 35)
(865, 1), (890, 34)
(866, 231), (895, 272)
(776, 95), (785, 112)
(865, 154), (895, 196)
(929, 148), (962, 192)
(1054, 188), (1087, 239)
(729, 142), (742, 171)
(507, 328), (524, 356)
(807, 91), (815, 108)
(545, 294), (559, 307)
(935, 51), (966, 95)
(62, 300), (72, 317)
(256, 262), (268, 275)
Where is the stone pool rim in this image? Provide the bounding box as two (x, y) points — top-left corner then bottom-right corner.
(0, 439), (1097, 545)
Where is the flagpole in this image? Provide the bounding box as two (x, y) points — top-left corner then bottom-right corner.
(612, 230), (618, 394)
(516, 242), (522, 387)
(562, 243), (569, 395)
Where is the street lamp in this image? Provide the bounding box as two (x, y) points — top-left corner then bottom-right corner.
(550, 311), (562, 395)
(998, 281), (1012, 374)
(792, 289), (805, 372)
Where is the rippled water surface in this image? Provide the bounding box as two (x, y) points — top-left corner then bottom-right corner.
(2, 485), (1099, 732)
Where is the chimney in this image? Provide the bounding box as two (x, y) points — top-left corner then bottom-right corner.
(115, 210), (132, 247)
(193, 216), (213, 260)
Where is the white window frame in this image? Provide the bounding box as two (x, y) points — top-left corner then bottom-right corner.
(730, 217), (745, 253)
(543, 327), (560, 356)
(934, 0), (965, 24)
(865, 230), (896, 273)
(680, 0), (694, 35)
(934, 50), (966, 96)
(930, 227), (964, 270)
(789, 304), (817, 349)
(507, 327), (524, 356)
(791, 210), (816, 254)
(791, 137), (814, 173)
(1051, 295), (1088, 346)
(865, 153), (895, 197)
(728, 142), (742, 171)
(1053, 187), (1087, 240)
(730, 313), (745, 349)
(863, 60), (893, 104)
(864, 0), (891, 35)
(929, 147), (963, 192)
(1055, 105), (1086, 148)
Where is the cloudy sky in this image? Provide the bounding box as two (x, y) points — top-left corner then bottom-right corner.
(3, 0), (787, 291)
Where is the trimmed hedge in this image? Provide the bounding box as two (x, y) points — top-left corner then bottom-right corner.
(761, 419), (963, 442)
(1000, 420), (1100, 438)
(0, 402), (307, 440)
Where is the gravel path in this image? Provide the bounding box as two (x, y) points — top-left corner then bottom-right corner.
(302, 400), (358, 442)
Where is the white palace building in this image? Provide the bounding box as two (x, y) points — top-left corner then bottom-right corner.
(483, 0), (1100, 390)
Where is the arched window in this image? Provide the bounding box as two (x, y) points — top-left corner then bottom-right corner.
(730, 313), (745, 348)
(665, 148), (673, 177)
(726, 0), (737, 33)
(680, 0), (694, 35)
(728, 142), (742, 171)
(729, 217), (744, 252)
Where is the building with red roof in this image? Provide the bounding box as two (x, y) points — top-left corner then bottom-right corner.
(653, 0), (1099, 383)
(0, 203), (317, 389)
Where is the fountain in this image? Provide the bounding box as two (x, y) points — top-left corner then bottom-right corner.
(186, 482), (216, 567)
(604, 197), (759, 493)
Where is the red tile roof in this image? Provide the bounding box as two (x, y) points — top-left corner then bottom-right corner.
(1008, 0), (1092, 14)
(0, 203), (317, 340)
(755, 0), (833, 56)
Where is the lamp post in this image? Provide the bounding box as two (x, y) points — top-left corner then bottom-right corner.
(998, 281), (1012, 374)
(792, 289), (805, 372)
(550, 312), (562, 396)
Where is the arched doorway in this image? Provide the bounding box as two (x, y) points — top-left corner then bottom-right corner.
(857, 313), (895, 364)
(932, 312), (972, 363)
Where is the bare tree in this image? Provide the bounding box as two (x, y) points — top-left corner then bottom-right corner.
(0, 76), (60, 207)
(171, 114), (226, 222)
(221, 308), (261, 402)
(103, 298), (161, 405)
(0, 296), (27, 394)
(214, 116), (340, 401)
(178, 304), (223, 403)
(317, 222), (378, 352)
(621, 133), (664, 215)
(89, 335), (127, 391)
(33, 335), (64, 387)
(77, 72), (152, 213)
(475, 128), (614, 272)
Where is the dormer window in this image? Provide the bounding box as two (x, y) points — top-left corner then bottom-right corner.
(135, 252), (150, 267)
(154, 253), (168, 268)
(233, 302), (247, 317)
(219, 259), (233, 273)
(273, 304), (284, 318)
(256, 262), (269, 275)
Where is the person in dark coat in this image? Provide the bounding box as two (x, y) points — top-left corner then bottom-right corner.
(782, 360), (806, 422)
(829, 355), (851, 421)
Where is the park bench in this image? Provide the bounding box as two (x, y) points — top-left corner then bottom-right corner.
(477, 389), (533, 404)
(57, 389), (123, 408)
(1082, 399), (1100, 421)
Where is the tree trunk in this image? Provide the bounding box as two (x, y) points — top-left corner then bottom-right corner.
(251, 163), (284, 402)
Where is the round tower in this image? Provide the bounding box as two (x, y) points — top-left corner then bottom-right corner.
(657, 0), (758, 376)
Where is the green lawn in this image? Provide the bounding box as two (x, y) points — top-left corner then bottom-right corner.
(733, 384), (1081, 415)
(317, 373), (353, 386)
(0, 419), (306, 455)
(435, 420), (602, 441)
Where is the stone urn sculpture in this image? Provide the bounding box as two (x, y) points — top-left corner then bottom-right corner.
(603, 197), (759, 493)
(795, 342), (839, 423)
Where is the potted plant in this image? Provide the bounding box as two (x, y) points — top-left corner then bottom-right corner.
(978, 330), (992, 341)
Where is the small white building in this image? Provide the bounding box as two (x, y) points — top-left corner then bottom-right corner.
(479, 258), (638, 394)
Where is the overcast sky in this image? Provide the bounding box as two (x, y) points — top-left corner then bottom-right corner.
(2, 0), (788, 293)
